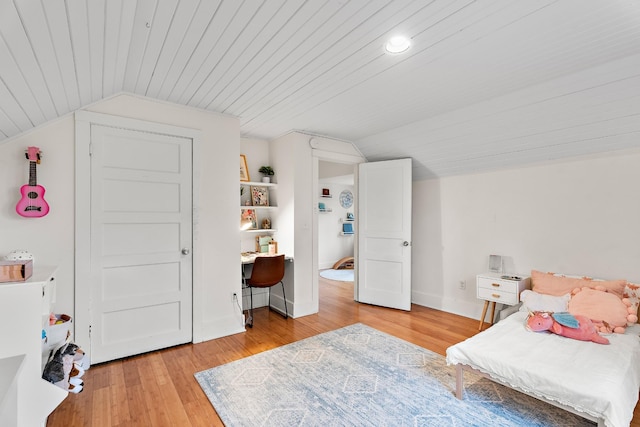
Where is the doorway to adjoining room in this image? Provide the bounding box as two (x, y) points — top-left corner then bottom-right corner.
(318, 160), (355, 284)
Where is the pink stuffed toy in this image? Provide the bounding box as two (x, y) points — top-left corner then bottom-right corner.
(526, 311), (609, 345)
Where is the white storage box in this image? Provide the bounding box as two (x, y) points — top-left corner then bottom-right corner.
(47, 314), (71, 348)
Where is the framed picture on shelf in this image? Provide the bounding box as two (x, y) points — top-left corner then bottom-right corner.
(240, 209), (257, 230)
(240, 155), (250, 182)
(251, 186), (269, 206)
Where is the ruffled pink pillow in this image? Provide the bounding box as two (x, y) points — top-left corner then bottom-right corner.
(624, 282), (640, 322)
(531, 270), (626, 299)
(568, 287), (638, 334)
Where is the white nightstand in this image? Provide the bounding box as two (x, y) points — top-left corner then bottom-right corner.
(477, 273), (530, 331)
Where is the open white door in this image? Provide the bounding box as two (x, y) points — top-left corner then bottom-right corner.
(356, 158), (412, 310)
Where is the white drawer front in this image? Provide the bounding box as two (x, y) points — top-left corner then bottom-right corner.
(477, 287), (518, 305)
(477, 277), (518, 292)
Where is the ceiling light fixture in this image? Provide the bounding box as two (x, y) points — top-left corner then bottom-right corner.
(384, 36), (411, 54)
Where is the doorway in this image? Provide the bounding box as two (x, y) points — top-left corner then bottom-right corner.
(318, 161), (355, 274)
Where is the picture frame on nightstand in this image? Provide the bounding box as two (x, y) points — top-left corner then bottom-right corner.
(488, 254), (503, 273)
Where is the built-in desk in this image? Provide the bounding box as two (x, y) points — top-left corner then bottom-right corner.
(240, 253), (293, 323)
(241, 252), (293, 264)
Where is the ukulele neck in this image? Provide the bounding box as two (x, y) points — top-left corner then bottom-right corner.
(28, 161), (37, 186)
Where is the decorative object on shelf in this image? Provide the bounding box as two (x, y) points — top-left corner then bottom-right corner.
(16, 146), (50, 217)
(4, 249), (34, 262)
(240, 155), (250, 182)
(256, 235), (273, 253)
(339, 189), (353, 208)
(251, 186), (270, 206)
(262, 218), (271, 229)
(258, 165), (274, 183)
(346, 212), (354, 220)
(241, 209), (257, 230)
(342, 223), (354, 234)
(322, 188), (330, 196)
(0, 259), (33, 282)
(318, 202), (325, 210)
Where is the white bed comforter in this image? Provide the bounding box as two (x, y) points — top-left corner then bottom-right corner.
(446, 312), (640, 427)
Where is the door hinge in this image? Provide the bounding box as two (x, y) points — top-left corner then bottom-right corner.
(89, 142), (92, 156)
(89, 324), (92, 337)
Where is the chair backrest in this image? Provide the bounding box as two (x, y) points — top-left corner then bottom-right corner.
(247, 254), (285, 288)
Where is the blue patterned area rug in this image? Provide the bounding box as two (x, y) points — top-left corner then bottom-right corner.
(195, 323), (593, 427)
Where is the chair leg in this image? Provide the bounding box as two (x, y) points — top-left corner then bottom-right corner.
(281, 281), (288, 319)
(246, 287), (254, 328)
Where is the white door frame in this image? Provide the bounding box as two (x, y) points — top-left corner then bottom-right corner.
(74, 110), (202, 362)
(312, 147), (365, 307)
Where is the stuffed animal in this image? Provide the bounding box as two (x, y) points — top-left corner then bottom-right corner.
(42, 342), (85, 393)
(526, 311), (609, 345)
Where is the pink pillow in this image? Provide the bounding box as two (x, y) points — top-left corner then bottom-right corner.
(568, 287), (638, 333)
(624, 282), (640, 321)
(531, 270), (626, 299)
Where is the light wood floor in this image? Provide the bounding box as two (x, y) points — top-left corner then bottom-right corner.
(48, 277), (640, 426)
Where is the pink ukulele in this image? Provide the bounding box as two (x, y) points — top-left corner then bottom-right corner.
(16, 146), (49, 217)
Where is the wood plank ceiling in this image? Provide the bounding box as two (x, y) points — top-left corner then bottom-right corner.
(1, 0), (639, 179)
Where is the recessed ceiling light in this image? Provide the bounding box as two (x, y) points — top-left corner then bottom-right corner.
(385, 36), (411, 54)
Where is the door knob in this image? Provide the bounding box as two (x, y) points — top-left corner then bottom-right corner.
(181, 248), (190, 255)
(403, 241), (410, 246)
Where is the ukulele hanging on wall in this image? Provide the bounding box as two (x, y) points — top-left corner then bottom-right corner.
(16, 146), (50, 217)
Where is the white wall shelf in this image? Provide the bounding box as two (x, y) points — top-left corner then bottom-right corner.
(240, 181), (277, 187)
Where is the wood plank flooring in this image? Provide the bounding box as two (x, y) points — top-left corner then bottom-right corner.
(48, 277), (640, 426)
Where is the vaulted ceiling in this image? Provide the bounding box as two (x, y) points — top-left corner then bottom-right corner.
(1, 0), (639, 179)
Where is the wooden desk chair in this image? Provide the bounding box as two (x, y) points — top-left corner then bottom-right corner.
(245, 254), (287, 328)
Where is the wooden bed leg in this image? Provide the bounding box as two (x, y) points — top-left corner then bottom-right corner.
(455, 365), (464, 399)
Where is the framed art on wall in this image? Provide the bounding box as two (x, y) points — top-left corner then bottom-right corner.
(251, 186), (269, 206)
(240, 155), (250, 182)
(240, 209), (257, 230)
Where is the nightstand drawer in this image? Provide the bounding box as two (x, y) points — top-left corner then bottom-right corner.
(477, 287), (518, 305)
(477, 276), (519, 293)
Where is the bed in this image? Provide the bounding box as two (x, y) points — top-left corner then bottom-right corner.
(446, 310), (640, 427)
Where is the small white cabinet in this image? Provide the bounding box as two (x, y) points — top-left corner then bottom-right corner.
(476, 273), (530, 331)
(0, 266), (67, 426)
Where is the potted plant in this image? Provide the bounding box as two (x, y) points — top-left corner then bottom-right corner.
(258, 166), (275, 183)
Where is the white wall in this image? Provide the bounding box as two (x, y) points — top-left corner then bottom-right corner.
(411, 148), (640, 320)
(270, 132), (316, 316)
(0, 94), (243, 344)
(318, 180), (355, 269)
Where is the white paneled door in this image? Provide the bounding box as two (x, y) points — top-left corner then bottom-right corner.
(357, 158), (412, 311)
(88, 124), (193, 364)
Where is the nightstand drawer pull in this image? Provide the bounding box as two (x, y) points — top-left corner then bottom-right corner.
(492, 283), (500, 287)
(492, 293), (500, 298)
